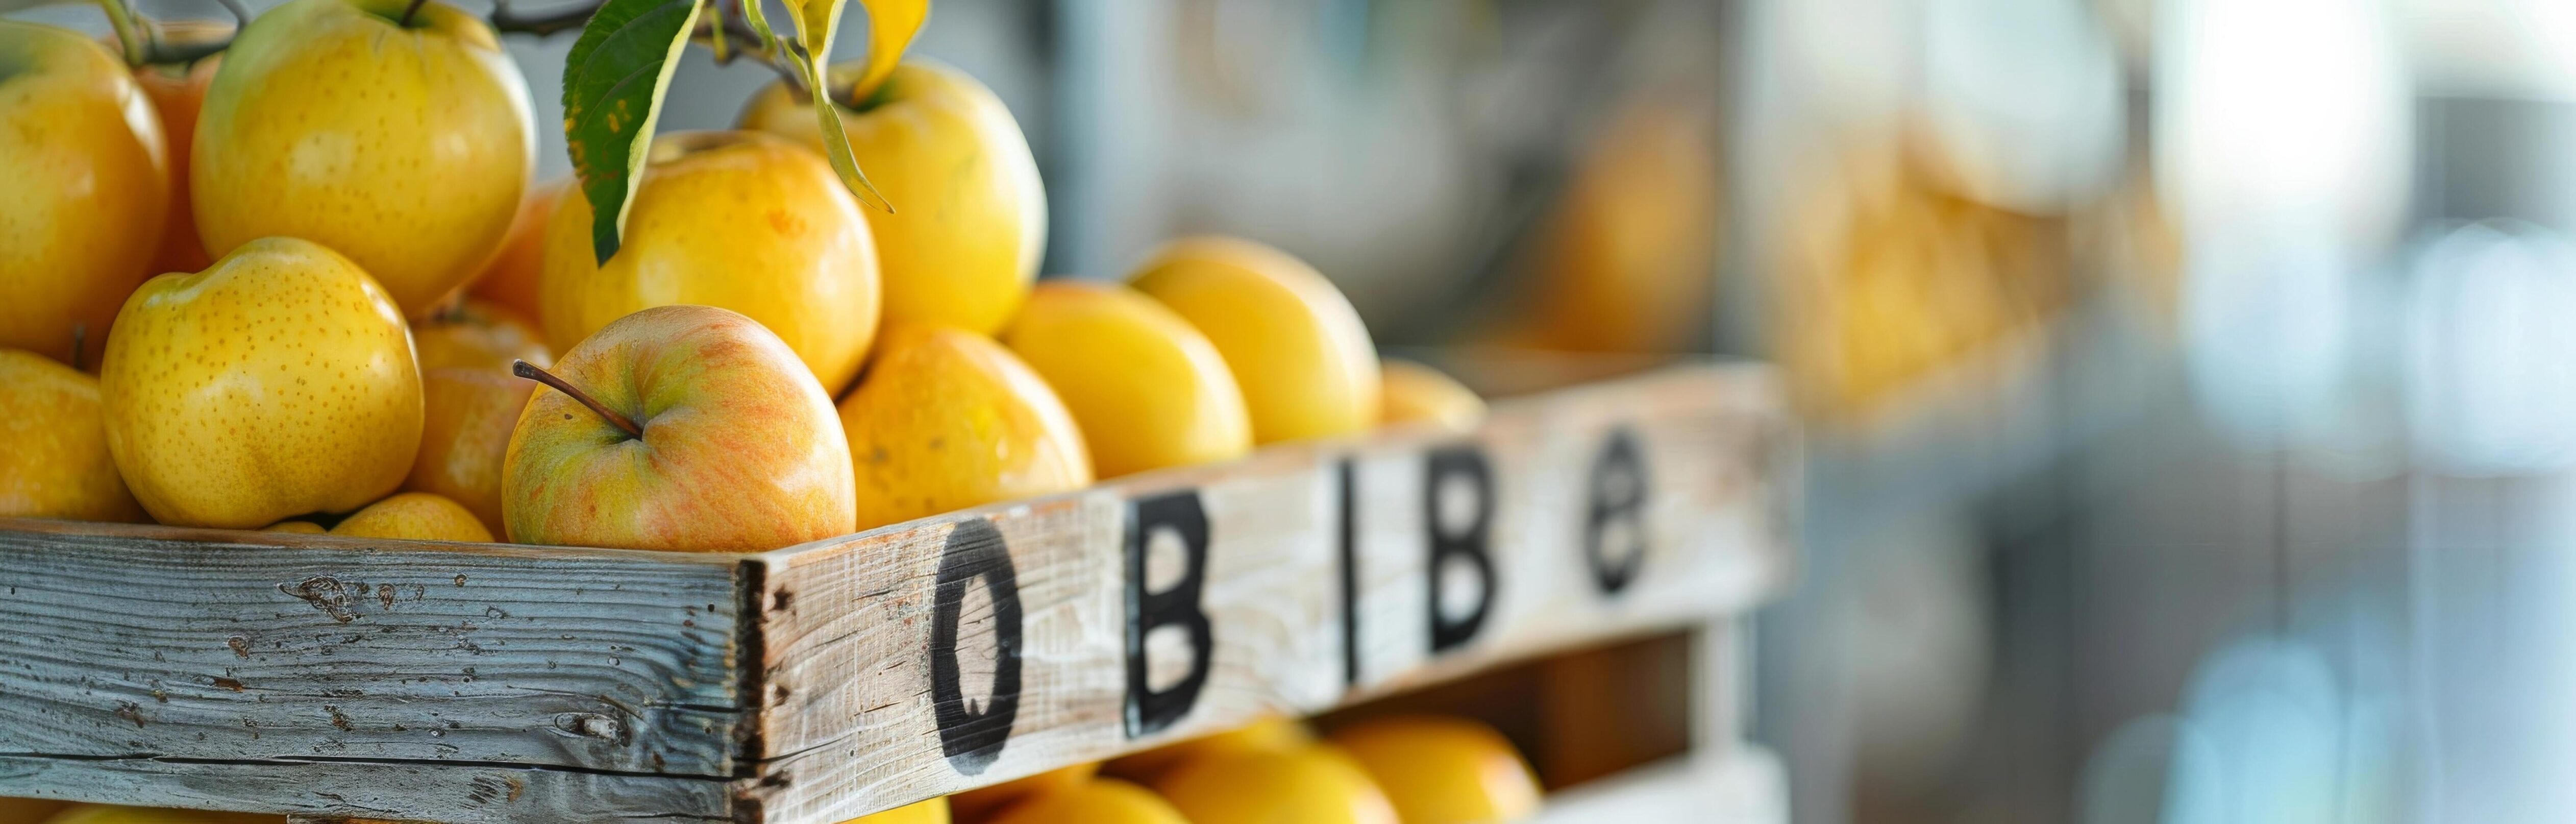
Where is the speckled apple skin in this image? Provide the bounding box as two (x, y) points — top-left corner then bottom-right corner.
(192, 0), (533, 317)
(503, 305), (857, 552)
(101, 236), (424, 528)
(333, 491), (492, 542)
(0, 349), (148, 522)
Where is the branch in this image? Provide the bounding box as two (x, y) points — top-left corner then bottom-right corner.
(488, 0), (602, 36)
(691, 10), (806, 96)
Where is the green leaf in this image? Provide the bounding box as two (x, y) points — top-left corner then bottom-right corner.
(794, 55), (891, 212)
(737, 0), (775, 43)
(769, 0), (909, 212)
(560, 0), (705, 264)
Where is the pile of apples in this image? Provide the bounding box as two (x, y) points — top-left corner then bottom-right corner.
(0, 0), (1483, 552)
(911, 713), (1545, 824)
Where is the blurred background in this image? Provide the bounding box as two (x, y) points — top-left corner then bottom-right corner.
(32, 0), (2576, 819)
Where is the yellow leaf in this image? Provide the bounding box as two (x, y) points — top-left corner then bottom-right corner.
(849, 0), (927, 104)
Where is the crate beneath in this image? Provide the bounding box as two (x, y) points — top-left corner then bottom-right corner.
(1, 365), (1793, 823)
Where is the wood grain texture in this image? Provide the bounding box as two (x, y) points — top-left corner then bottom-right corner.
(0, 755), (728, 823)
(0, 524), (748, 820)
(745, 365), (1792, 823)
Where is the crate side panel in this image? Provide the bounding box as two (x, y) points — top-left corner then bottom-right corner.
(0, 526), (747, 781)
(746, 365), (1793, 823)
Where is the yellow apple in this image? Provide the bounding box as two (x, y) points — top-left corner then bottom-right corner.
(100, 236), (423, 528)
(837, 326), (1092, 531)
(410, 370), (534, 535)
(1129, 237), (1380, 444)
(404, 301), (549, 534)
(467, 179), (564, 324)
(1377, 359), (1484, 432)
(950, 763), (1098, 822)
(192, 0), (533, 314)
(1, 796), (66, 824)
(1326, 716), (1542, 824)
(1151, 744), (1398, 824)
(414, 298), (550, 372)
(0, 349), (146, 522)
(999, 280), (1251, 479)
(1104, 715), (1312, 784)
(849, 798), (947, 824)
(739, 59), (1045, 335)
(503, 305), (855, 552)
(988, 780), (1185, 824)
(543, 131), (880, 394)
(36, 805), (281, 824)
(130, 22), (227, 276)
(331, 492), (492, 542)
(1, 21), (168, 370)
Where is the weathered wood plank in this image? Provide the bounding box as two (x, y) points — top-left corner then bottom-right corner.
(0, 525), (749, 793)
(744, 365), (1792, 823)
(0, 755), (729, 823)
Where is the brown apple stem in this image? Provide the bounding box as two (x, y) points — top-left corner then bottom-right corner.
(69, 324), (86, 372)
(512, 359), (642, 440)
(398, 0), (428, 26)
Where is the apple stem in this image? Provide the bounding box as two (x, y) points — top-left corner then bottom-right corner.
(399, 0), (428, 27)
(513, 359), (643, 440)
(69, 324), (86, 372)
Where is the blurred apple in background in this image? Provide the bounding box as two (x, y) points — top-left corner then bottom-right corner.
(1000, 281), (1251, 479)
(467, 180), (564, 324)
(1129, 237), (1379, 445)
(127, 21), (228, 276)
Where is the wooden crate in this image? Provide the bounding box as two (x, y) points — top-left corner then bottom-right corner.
(0, 364), (1794, 824)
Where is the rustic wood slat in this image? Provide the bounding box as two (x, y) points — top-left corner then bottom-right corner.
(743, 365), (1792, 823)
(0, 526), (749, 819)
(0, 362), (1792, 824)
(0, 755), (730, 823)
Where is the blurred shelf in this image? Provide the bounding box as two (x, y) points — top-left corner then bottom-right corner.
(0, 363), (1794, 824)
(1801, 296), (2181, 544)
(1531, 746), (1788, 824)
